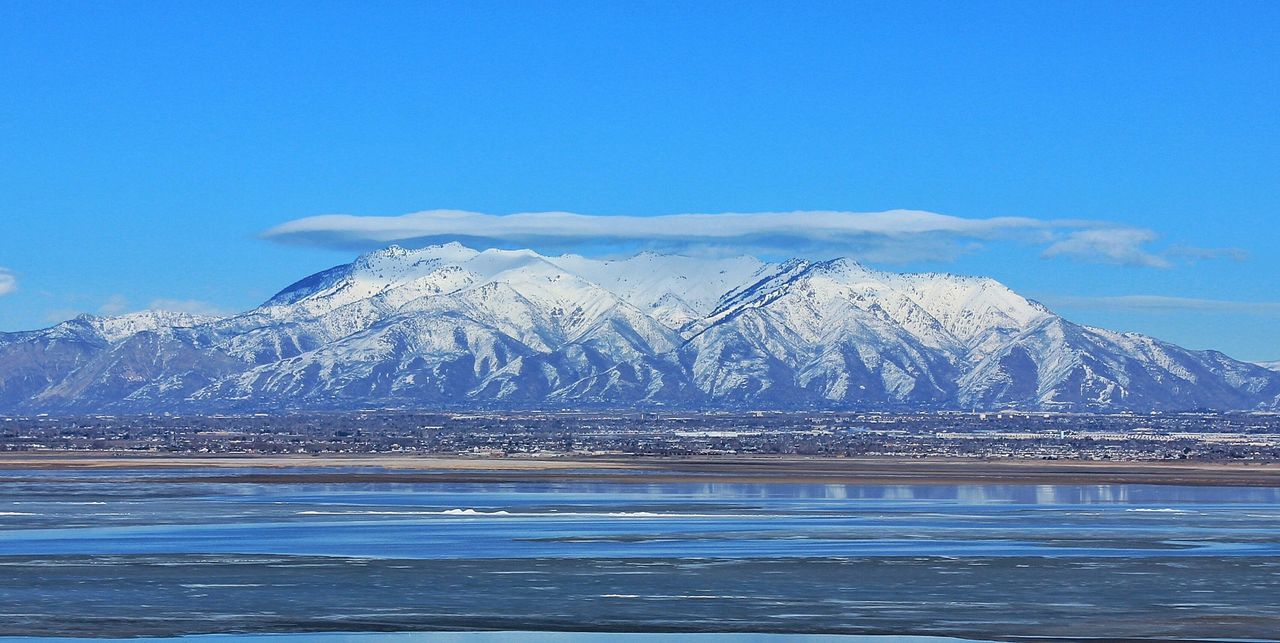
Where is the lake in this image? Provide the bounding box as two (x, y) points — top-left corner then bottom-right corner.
(2, 464), (1279, 641)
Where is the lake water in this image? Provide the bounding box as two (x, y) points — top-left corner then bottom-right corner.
(2, 465), (1279, 641)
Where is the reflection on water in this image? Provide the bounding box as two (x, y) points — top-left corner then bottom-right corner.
(0, 633), (994, 643)
(1, 467), (1278, 640)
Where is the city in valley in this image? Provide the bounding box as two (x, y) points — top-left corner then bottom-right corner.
(5, 411), (1280, 461)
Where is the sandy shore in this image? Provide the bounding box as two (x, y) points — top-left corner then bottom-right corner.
(1, 452), (1278, 486)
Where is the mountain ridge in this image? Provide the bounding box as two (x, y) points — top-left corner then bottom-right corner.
(2, 243), (1277, 413)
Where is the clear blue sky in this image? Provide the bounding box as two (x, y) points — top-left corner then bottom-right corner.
(1, 1), (1277, 360)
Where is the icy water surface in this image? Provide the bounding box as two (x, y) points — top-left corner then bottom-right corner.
(0, 634), (995, 643)
(2, 466), (1279, 640)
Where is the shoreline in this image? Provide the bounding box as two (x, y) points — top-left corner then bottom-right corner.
(2, 452), (1279, 486)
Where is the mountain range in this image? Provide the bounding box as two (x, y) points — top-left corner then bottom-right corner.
(3, 243), (1278, 413)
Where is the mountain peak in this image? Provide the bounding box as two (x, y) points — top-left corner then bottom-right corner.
(4, 243), (1277, 413)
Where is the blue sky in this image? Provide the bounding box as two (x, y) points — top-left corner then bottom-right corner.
(1, 1), (1277, 360)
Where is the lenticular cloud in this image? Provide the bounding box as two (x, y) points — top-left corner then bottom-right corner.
(257, 206), (1239, 266)
(259, 208), (1204, 268)
(265, 208), (1050, 246)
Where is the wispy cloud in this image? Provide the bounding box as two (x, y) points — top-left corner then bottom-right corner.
(0, 268), (15, 296)
(260, 209), (1234, 267)
(147, 298), (231, 316)
(42, 308), (82, 323)
(1166, 245), (1250, 262)
(1044, 295), (1280, 314)
(98, 294), (130, 315)
(1040, 229), (1171, 268)
(41, 296), (231, 325)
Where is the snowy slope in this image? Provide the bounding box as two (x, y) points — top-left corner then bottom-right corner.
(3, 243), (1278, 413)
(551, 252), (768, 329)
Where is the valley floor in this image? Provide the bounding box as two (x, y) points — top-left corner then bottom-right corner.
(4, 452), (1280, 487)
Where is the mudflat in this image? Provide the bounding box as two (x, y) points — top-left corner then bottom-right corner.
(1, 452), (1278, 486)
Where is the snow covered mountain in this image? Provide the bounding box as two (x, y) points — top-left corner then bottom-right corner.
(3, 243), (1278, 413)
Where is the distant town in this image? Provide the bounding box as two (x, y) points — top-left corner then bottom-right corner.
(3, 411), (1280, 461)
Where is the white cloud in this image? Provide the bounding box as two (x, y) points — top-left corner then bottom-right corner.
(260, 208), (1233, 267)
(1040, 229), (1171, 268)
(42, 297), (231, 324)
(42, 308), (81, 323)
(1044, 295), (1280, 314)
(1167, 245), (1250, 262)
(98, 294), (130, 315)
(0, 268), (15, 296)
(147, 298), (231, 316)
(262, 209), (1059, 249)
